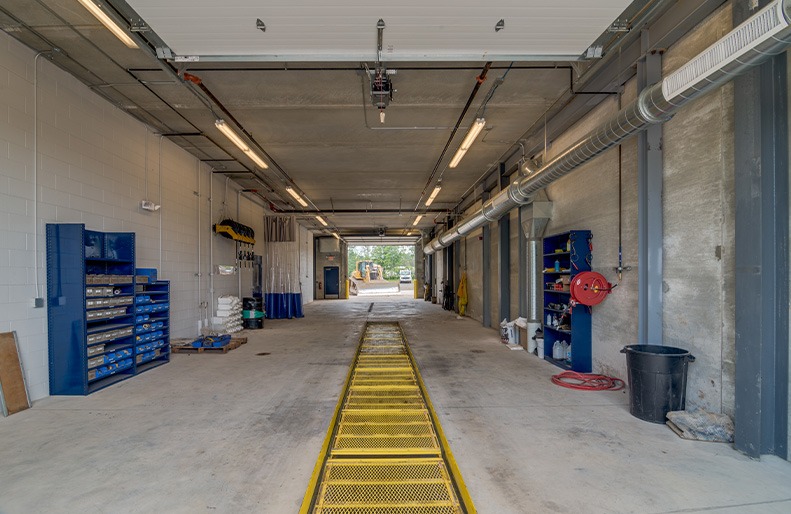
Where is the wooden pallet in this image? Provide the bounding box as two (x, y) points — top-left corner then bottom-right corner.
(171, 340), (242, 354)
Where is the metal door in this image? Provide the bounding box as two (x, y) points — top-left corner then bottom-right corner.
(324, 266), (340, 298)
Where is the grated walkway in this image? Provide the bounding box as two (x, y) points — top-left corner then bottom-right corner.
(301, 322), (475, 513)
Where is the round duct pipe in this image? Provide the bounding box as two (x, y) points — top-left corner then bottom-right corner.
(425, 0), (791, 255)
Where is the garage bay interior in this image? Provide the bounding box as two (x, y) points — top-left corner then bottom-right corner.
(0, 1), (790, 512)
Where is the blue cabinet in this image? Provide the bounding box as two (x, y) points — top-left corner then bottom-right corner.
(542, 230), (592, 372)
(46, 224), (169, 395)
(134, 280), (170, 372)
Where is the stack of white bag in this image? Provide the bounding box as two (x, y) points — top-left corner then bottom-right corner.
(213, 295), (243, 333)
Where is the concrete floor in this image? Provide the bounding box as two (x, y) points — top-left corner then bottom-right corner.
(1, 295), (790, 514)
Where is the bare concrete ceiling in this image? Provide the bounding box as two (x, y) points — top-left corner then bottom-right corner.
(0, 0), (651, 239)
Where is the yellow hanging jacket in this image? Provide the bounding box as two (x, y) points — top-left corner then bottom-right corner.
(457, 272), (468, 316)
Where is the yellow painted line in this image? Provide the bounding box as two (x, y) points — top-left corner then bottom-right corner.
(301, 322), (475, 514)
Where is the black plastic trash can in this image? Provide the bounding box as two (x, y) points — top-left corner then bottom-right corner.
(621, 345), (695, 423)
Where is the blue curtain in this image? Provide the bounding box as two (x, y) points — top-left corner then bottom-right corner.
(264, 293), (304, 319)
(264, 216), (304, 319)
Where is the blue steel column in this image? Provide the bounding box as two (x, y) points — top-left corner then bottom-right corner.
(518, 205), (527, 317)
(498, 163), (511, 323)
(453, 217), (461, 312)
(733, 0), (789, 460)
(446, 216), (454, 309)
(637, 29), (664, 345)
(482, 191), (491, 328)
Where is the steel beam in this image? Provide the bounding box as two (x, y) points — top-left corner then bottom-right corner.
(637, 29), (664, 346)
(446, 216), (455, 310)
(733, 0), (789, 459)
(498, 164), (511, 323)
(518, 205), (528, 317)
(482, 192), (492, 328)
(453, 212), (461, 312)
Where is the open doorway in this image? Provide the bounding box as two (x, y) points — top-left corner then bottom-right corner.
(347, 245), (415, 296)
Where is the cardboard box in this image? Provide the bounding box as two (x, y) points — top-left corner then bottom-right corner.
(518, 327), (527, 348)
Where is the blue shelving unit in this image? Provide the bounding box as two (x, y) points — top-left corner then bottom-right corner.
(46, 224), (169, 395)
(134, 280), (170, 373)
(542, 230), (592, 372)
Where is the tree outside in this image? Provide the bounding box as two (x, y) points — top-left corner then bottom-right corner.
(348, 245), (415, 280)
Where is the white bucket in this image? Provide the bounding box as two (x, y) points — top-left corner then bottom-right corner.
(527, 338), (537, 353)
(536, 338), (545, 358)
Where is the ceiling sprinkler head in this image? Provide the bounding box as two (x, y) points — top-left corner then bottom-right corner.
(379, 110), (385, 123)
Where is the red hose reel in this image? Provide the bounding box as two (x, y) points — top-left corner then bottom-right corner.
(570, 271), (616, 306)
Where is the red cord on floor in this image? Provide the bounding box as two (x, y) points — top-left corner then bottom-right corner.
(551, 371), (625, 391)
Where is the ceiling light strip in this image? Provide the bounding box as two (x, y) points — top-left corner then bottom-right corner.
(215, 119), (268, 169)
(425, 184), (442, 207)
(315, 215), (328, 226)
(449, 118), (486, 168)
(77, 0), (138, 49)
(413, 215), (423, 226)
(286, 187), (309, 207)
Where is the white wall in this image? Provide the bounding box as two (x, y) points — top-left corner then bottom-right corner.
(0, 30), (269, 401)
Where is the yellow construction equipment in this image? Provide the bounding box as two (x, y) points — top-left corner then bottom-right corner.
(349, 260), (385, 295)
(301, 321), (475, 513)
(351, 260), (383, 282)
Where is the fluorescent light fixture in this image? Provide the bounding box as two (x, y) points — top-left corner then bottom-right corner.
(333, 233), (341, 240)
(412, 215), (423, 226)
(425, 184), (442, 206)
(286, 186), (308, 207)
(77, 0), (138, 48)
(243, 149), (268, 169)
(215, 119), (268, 169)
(315, 215), (328, 226)
(449, 118), (486, 168)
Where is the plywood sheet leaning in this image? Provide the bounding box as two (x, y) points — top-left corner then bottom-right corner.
(0, 332), (31, 416)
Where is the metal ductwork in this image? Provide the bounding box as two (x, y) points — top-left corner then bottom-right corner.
(522, 198), (553, 324)
(425, 0), (791, 255)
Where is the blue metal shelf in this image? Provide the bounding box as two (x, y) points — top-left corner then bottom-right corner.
(46, 223), (169, 395)
(135, 280), (170, 373)
(542, 230), (592, 373)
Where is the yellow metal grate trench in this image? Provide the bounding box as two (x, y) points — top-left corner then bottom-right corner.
(301, 322), (475, 514)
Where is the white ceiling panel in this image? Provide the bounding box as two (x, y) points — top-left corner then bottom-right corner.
(126, 0), (630, 61)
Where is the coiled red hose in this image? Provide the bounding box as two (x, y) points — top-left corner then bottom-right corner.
(551, 371), (625, 391)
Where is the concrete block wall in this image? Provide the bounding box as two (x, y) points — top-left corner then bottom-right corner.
(315, 237), (345, 299)
(660, 5), (735, 416)
(0, 30), (314, 401)
(455, 5), (737, 415)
